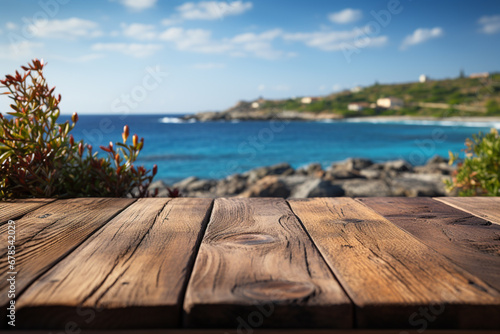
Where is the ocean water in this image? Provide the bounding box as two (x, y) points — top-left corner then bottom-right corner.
(65, 114), (498, 184)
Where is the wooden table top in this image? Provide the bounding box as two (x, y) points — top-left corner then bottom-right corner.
(1, 197), (499, 333)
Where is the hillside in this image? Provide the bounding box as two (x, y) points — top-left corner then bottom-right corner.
(184, 73), (500, 121)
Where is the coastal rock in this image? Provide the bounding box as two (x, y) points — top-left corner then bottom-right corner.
(383, 159), (413, 172)
(246, 163), (294, 184)
(327, 158), (373, 179)
(301, 163), (324, 176)
(290, 179), (344, 198)
(389, 173), (450, 197)
(146, 180), (171, 197)
(414, 156), (454, 175)
(173, 176), (198, 190)
(238, 176), (290, 198)
(359, 169), (385, 179)
(427, 155), (448, 164)
(342, 179), (391, 197)
(214, 174), (248, 196)
(186, 179), (217, 192)
(332, 158), (373, 171)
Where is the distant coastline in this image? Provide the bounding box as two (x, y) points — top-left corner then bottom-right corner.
(179, 111), (500, 126)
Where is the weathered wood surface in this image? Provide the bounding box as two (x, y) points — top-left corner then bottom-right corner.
(359, 197), (500, 291)
(0, 198), (55, 225)
(16, 198), (213, 329)
(436, 197), (500, 225)
(2, 197), (500, 331)
(288, 198), (500, 329)
(184, 198), (352, 329)
(0, 198), (134, 327)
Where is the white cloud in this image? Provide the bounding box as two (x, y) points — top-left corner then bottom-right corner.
(231, 29), (283, 59)
(27, 18), (102, 39)
(332, 84), (343, 92)
(54, 54), (104, 63)
(115, 0), (157, 11)
(284, 26), (387, 51)
(0, 41), (43, 60)
(91, 43), (162, 57)
(192, 62), (225, 69)
(177, 1), (253, 20)
(329, 8), (362, 24)
(6, 22), (18, 30)
(257, 84), (266, 91)
(121, 23), (157, 40)
(161, 18), (183, 26)
(478, 15), (500, 34)
(160, 1), (252, 26)
(400, 27), (443, 50)
(159, 27), (284, 59)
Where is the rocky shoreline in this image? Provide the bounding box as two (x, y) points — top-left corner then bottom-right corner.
(181, 109), (343, 122)
(149, 156), (456, 198)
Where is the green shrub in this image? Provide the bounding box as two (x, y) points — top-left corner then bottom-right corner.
(446, 128), (500, 196)
(0, 59), (158, 199)
(486, 99), (500, 115)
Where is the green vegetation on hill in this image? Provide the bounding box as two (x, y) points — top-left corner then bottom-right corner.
(238, 73), (500, 118)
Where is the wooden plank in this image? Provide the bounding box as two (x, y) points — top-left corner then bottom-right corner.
(0, 198), (55, 225)
(0, 198), (134, 328)
(358, 197), (500, 291)
(184, 198), (352, 329)
(436, 197), (500, 226)
(288, 198), (500, 329)
(16, 198), (213, 330)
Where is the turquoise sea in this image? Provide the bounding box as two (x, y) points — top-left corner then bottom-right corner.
(66, 114), (498, 184)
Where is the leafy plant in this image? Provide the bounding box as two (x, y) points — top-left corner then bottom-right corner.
(446, 128), (500, 196)
(0, 59), (158, 199)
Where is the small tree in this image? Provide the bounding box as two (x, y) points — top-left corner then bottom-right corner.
(0, 59), (158, 199)
(446, 128), (500, 196)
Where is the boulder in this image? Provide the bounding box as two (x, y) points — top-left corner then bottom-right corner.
(342, 179), (391, 197)
(173, 176), (198, 190)
(414, 156), (454, 175)
(303, 163), (324, 176)
(427, 155), (448, 164)
(389, 173), (450, 197)
(290, 179), (344, 198)
(331, 158), (373, 171)
(149, 180), (168, 191)
(186, 179), (217, 192)
(215, 174), (248, 196)
(359, 169), (385, 180)
(383, 159), (413, 172)
(327, 158), (372, 179)
(246, 163), (294, 184)
(238, 176), (290, 198)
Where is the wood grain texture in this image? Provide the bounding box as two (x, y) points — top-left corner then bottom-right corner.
(0, 198), (134, 328)
(0, 198), (55, 225)
(288, 198), (500, 329)
(184, 198), (352, 329)
(358, 197), (500, 291)
(16, 198), (213, 330)
(436, 197), (500, 226)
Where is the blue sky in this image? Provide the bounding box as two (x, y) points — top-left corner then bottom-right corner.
(0, 0), (499, 114)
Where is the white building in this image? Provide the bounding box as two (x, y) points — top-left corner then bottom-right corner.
(301, 97), (322, 104)
(348, 102), (370, 112)
(350, 86), (363, 93)
(419, 74), (429, 83)
(251, 102), (260, 109)
(469, 72), (489, 79)
(377, 97), (404, 109)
